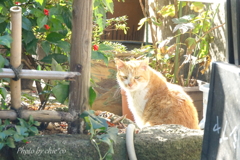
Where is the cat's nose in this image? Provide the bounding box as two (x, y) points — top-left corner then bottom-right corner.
(128, 83), (133, 87)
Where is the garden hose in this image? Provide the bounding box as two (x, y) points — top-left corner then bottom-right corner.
(126, 124), (137, 160)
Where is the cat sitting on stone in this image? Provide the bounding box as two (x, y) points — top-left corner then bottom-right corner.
(115, 58), (199, 129)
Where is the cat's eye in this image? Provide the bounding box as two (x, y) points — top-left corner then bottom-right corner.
(123, 76), (128, 79)
(135, 76), (140, 79)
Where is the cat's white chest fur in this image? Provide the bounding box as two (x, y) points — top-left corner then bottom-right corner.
(126, 87), (149, 128)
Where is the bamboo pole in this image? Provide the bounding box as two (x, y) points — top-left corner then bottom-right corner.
(0, 68), (80, 80)
(0, 110), (17, 120)
(0, 110), (74, 122)
(10, 6), (22, 110)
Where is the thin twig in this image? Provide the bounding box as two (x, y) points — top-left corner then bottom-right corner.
(196, 23), (225, 43)
(139, 0), (147, 17)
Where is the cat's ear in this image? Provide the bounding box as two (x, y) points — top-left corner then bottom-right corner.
(140, 58), (149, 71)
(114, 58), (125, 70)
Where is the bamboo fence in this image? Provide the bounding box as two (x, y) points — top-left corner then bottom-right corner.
(0, 6), (81, 122)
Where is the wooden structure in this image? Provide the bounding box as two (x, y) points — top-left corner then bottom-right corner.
(0, 0), (92, 134)
(68, 0), (93, 134)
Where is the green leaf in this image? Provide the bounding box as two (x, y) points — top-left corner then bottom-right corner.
(0, 4), (8, 14)
(52, 84), (69, 104)
(173, 23), (195, 34)
(0, 143), (4, 150)
(98, 135), (114, 154)
(80, 110), (108, 130)
(22, 30), (35, 44)
(172, 18), (188, 24)
(0, 87), (7, 99)
(37, 65), (42, 70)
(0, 132), (6, 139)
(89, 86), (97, 107)
(49, 6), (60, 15)
(0, 16), (7, 23)
(185, 37), (196, 49)
(95, 7), (106, 32)
(6, 137), (15, 148)
(138, 17), (148, 30)
(15, 126), (28, 136)
(41, 41), (51, 55)
(0, 101), (6, 110)
(172, 14), (195, 25)
(0, 54), (4, 68)
(3, 129), (16, 136)
(37, 15), (48, 28)
(13, 133), (25, 142)
(50, 18), (64, 31)
(51, 58), (64, 71)
(99, 44), (113, 51)
(21, 139), (28, 143)
(30, 8), (44, 17)
(84, 116), (95, 136)
(22, 17), (32, 31)
(34, 121), (41, 126)
(107, 127), (118, 143)
(102, 0), (114, 14)
(62, 6), (72, 29)
(26, 39), (38, 55)
(28, 115), (34, 125)
(4, 58), (9, 67)
(29, 126), (39, 135)
(159, 4), (175, 18)
(91, 51), (108, 64)
(151, 17), (162, 26)
(4, 120), (10, 125)
(105, 153), (114, 160)
(190, 2), (204, 12)
(46, 32), (65, 42)
(17, 118), (29, 128)
(50, 14), (64, 22)
(96, 15), (105, 32)
(181, 14), (195, 21)
(40, 53), (68, 64)
(202, 20), (211, 32)
(0, 35), (12, 48)
(89, 116), (106, 130)
(55, 41), (70, 53)
(80, 110), (93, 118)
(1, 98), (7, 109)
(0, 22), (8, 33)
(35, 0), (44, 6)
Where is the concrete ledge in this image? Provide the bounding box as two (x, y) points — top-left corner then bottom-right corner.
(0, 125), (203, 160)
(135, 125), (203, 160)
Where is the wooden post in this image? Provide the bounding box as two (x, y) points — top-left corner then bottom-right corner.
(68, 0), (93, 134)
(10, 6), (22, 110)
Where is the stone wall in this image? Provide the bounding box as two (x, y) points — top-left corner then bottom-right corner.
(0, 125), (203, 160)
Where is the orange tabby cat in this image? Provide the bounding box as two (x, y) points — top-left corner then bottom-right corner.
(115, 58), (199, 129)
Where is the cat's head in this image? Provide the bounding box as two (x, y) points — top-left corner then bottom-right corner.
(114, 58), (150, 91)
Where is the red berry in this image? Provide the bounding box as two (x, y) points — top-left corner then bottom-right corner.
(44, 9), (49, 16)
(44, 24), (50, 30)
(93, 45), (99, 51)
